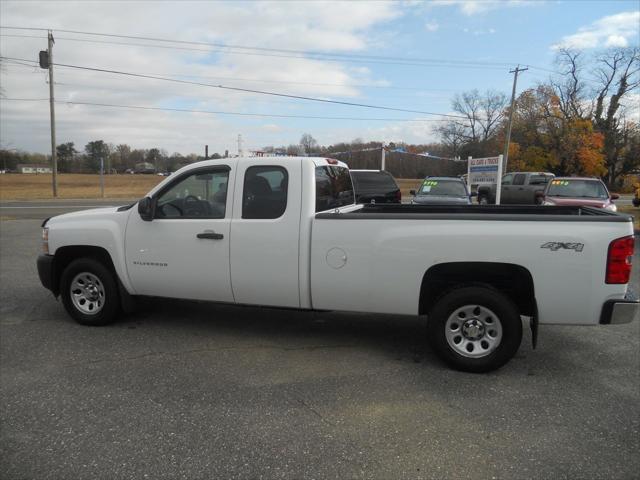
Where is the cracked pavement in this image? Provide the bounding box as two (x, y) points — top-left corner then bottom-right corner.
(1, 219), (639, 479)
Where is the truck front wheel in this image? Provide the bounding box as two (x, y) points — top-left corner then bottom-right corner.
(427, 286), (522, 372)
(60, 257), (120, 326)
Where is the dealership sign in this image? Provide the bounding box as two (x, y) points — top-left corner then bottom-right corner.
(467, 156), (503, 185)
(467, 154), (505, 204)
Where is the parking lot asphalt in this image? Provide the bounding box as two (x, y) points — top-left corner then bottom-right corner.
(1, 216), (639, 480)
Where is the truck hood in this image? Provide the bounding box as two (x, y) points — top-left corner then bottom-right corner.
(546, 196), (611, 208)
(412, 195), (470, 205)
(47, 206), (129, 224)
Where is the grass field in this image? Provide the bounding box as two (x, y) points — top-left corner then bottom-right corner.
(0, 174), (424, 201)
(397, 178), (422, 197)
(0, 174), (164, 200)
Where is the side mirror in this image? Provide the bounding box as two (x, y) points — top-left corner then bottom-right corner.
(610, 193), (619, 200)
(138, 196), (156, 221)
(535, 191), (545, 198)
(409, 189), (416, 196)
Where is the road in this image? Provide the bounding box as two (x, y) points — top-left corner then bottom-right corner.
(0, 199), (136, 220)
(1, 215), (639, 479)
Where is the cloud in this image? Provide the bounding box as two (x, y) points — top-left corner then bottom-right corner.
(553, 11), (640, 50)
(428, 0), (538, 16)
(0, 1), (401, 154)
(425, 21), (440, 32)
(462, 27), (496, 36)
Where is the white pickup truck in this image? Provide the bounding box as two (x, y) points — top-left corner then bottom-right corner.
(37, 157), (638, 372)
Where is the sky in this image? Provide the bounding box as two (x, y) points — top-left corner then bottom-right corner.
(0, 0), (639, 156)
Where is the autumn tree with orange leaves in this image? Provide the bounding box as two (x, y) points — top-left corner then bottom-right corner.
(436, 47), (639, 187)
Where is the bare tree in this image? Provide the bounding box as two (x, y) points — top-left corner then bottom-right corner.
(552, 49), (588, 119)
(436, 89), (507, 156)
(299, 133), (318, 155)
(591, 47), (640, 184)
(480, 90), (508, 141)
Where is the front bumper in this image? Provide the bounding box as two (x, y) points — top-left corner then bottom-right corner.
(600, 290), (639, 324)
(37, 254), (55, 293)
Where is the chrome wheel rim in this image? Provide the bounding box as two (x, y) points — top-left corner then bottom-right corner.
(70, 272), (105, 315)
(445, 304), (502, 358)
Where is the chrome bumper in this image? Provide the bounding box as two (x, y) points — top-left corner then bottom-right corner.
(600, 291), (640, 325)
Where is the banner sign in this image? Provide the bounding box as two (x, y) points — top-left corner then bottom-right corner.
(468, 156), (501, 185)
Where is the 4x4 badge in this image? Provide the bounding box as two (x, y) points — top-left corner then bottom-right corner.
(541, 242), (584, 252)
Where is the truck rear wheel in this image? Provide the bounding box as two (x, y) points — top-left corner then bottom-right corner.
(427, 286), (522, 372)
(60, 257), (119, 326)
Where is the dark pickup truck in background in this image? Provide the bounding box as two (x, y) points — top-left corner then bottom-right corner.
(350, 170), (401, 204)
(477, 172), (554, 205)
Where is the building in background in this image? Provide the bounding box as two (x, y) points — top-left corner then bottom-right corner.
(17, 164), (52, 174)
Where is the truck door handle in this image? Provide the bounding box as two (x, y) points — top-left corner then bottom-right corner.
(197, 231), (224, 240)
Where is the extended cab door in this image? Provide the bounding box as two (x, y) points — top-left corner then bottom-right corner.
(510, 173), (528, 204)
(499, 173), (514, 203)
(229, 160), (302, 308)
(125, 165), (235, 302)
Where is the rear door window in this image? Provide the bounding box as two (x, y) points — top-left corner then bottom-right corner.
(315, 166), (355, 212)
(242, 166), (288, 219)
(513, 174), (526, 185)
(529, 175), (551, 185)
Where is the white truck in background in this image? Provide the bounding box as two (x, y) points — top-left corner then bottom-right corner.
(37, 157), (638, 372)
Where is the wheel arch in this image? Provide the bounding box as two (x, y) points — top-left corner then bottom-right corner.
(419, 262), (537, 318)
(51, 245), (118, 297)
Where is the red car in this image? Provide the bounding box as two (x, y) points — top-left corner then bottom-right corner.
(540, 177), (619, 211)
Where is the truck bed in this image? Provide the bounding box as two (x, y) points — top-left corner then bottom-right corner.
(317, 204), (632, 222)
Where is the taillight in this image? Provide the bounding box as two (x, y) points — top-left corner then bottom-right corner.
(606, 235), (634, 284)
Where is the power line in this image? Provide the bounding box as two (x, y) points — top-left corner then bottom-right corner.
(0, 55), (467, 118)
(0, 26), (512, 66)
(0, 33), (508, 70)
(0, 25), (558, 73)
(0, 38), (459, 91)
(1, 97), (452, 122)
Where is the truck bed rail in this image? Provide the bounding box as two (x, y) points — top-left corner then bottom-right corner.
(316, 204), (632, 222)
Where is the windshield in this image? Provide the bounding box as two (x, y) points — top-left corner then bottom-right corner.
(418, 179), (467, 196)
(547, 179), (608, 199)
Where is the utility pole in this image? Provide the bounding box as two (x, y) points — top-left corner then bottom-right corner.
(45, 31), (58, 197)
(381, 142), (386, 170)
(100, 156), (105, 198)
(237, 134), (243, 157)
(502, 65), (528, 174)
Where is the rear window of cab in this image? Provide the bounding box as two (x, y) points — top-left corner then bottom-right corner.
(315, 166), (355, 212)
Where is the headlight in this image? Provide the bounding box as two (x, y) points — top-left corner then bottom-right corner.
(42, 227), (49, 255)
(606, 203), (617, 212)
(542, 201), (555, 206)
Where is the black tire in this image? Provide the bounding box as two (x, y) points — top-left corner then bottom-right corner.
(632, 197), (640, 207)
(60, 257), (120, 326)
(426, 286), (522, 373)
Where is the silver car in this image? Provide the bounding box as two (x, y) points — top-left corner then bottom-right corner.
(410, 177), (473, 205)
